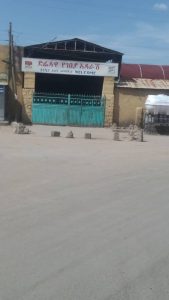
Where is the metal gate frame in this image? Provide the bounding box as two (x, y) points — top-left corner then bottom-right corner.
(32, 93), (105, 127)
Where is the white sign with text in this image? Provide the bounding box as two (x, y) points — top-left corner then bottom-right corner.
(22, 58), (118, 77)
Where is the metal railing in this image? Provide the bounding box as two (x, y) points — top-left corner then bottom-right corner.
(33, 93), (105, 107)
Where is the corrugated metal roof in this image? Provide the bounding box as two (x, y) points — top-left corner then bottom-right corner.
(24, 38), (123, 64)
(120, 64), (169, 80)
(116, 78), (169, 89)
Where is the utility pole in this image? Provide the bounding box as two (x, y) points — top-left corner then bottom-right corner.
(11, 34), (17, 99)
(8, 22), (13, 89)
(8, 22), (18, 120)
(9, 22), (17, 97)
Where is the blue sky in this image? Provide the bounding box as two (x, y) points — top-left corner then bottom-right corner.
(1, 0), (169, 64)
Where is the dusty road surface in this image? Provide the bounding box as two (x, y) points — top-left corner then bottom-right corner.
(1, 125), (169, 300)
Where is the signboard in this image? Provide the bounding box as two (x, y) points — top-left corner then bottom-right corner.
(0, 73), (8, 85)
(22, 58), (118, 77)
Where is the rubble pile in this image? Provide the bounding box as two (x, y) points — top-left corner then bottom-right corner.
(13, 123), (31, 134)
(112, 124), (144, 142)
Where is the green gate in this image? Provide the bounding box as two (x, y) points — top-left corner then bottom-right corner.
(32, 93), (105, 127)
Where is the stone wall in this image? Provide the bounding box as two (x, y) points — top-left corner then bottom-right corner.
(114, 87), (169, 126)
(22, 72), (35, 123)
(0, 45), (8, 75)
(102, 77), (115, 127)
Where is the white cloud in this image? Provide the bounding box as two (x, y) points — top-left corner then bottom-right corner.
(153, 3), (168, 11)
(135, 22), (169, 44)
(96, 22), (169, 64)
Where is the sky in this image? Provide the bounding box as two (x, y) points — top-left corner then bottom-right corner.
(1, 0), (169, 65)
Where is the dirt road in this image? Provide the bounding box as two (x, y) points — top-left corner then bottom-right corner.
(0, 125), (169, 300)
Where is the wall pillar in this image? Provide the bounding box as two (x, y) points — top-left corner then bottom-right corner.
(22, 72), (35, 123)
(102, 76), (115, 127)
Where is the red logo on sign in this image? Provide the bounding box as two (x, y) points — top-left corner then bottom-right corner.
(25, 61), (32, 66)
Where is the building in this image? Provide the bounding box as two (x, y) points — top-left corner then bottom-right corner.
(0, 45), (9, 121)
(0, 44), (23, 123)
(22, 38), (123, 127)
(1, 37), (169, 127)
(114, 64), (169, 126)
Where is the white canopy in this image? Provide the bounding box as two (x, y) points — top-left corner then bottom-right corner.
(145, 94), (169, 114)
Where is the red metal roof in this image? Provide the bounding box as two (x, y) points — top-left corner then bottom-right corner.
(120, 64), (169, 80)
(116, 79), (169, 89)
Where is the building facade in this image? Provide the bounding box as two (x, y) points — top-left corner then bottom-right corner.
(0, 45), (9, 121)
(114, 64), (169, 126)
(0, 44), (23, 122)
(22, 38), (123, 127)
